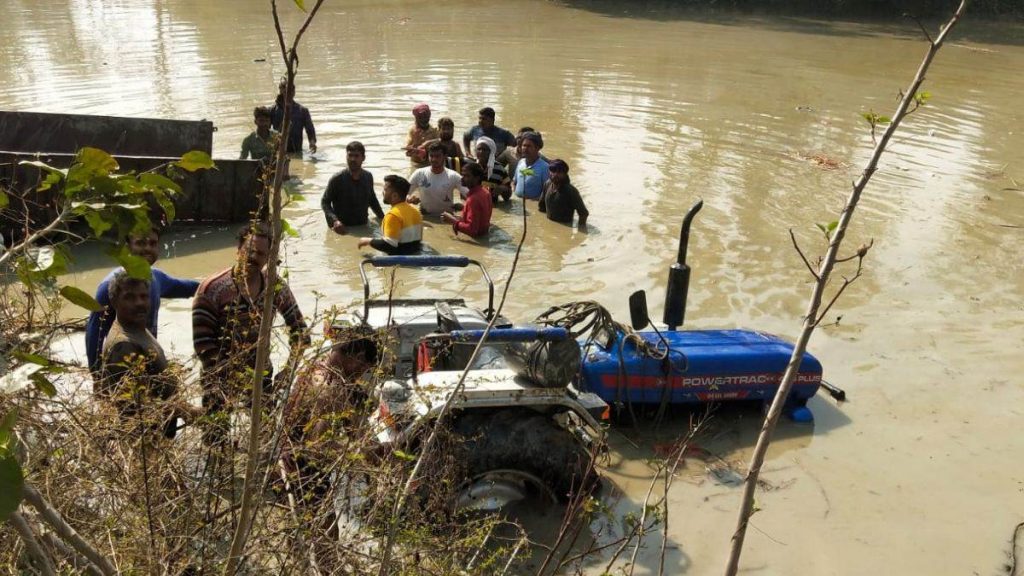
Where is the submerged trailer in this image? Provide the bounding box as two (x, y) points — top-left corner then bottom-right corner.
(0, 110), (265, 242)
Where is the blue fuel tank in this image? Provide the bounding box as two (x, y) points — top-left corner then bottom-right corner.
(578, 329), (822, 419)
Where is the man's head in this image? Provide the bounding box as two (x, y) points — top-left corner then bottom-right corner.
(253, 106), (272, 131)
(328, 333), (379, 381)
(427, 143), (446, 171)
(412, 103), (431, 128)
(128, 228), (160, 266)
(461, 162), (484, 188)
(236, 221), (272, 270)
(438, 117), (455, 141)
(549, 159), (569, 186)
(346, 141), (366, 172)
(515, 126), (536, 156)
(109, 270), (151, 330)
(478, 107), (496, 129)
(277, 77), (296, 99)
(474, 141), (491, 165)
(383, 175), (411, 205)
(519, 131), (544, 162)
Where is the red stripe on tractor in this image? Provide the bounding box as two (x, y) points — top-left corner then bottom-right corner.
(598, 372), (821, 390)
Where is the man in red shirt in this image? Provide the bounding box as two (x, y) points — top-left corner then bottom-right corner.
(442, 162), (492, 238)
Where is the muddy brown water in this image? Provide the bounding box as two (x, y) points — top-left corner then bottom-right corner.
(4, 0), (1024, 573)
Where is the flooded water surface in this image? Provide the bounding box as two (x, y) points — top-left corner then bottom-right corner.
(3, 0), (1024, 573)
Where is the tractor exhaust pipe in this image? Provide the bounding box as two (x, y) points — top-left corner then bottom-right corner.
(663, 199), (703, 331)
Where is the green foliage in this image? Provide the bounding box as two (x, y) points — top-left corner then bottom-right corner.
(59, 286), (103, 312)
(860, 110), (891, 127)
(293, 0), (307, 10)
(0, 189), (8, 210)
(816, 220), (839, 240)
(175, 151), (215, 172)
(0, 454), (23, 522)
(29, 372), (57, 397)
(281, 218), (299, 238)
(0, 410), (22, 522)
(109, 245), (152, 280)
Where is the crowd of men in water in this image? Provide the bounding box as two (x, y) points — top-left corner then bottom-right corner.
(243, 79), (589, 254)
(87, 80), (591, 453)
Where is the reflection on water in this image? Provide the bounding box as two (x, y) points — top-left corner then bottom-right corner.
(4, 1), (1024, 573)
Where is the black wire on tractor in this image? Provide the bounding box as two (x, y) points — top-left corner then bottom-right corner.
(534, 301), (688, 426)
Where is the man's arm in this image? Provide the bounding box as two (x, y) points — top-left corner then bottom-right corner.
(240, 135), (251, 160)
(191, 292), (222, 370)
(153, 268), (199, 299)
(275, 283), (311, 348)
(321, 177), (341, 228)
(538, 183), (550, 214)
(85, 279), (114, 375)
(303, 107), (317, 152)
(571, 185), (589, 226)
(462, 129), (473, 155)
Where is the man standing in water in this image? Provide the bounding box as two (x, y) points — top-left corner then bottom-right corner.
(473, 136), (511, 203)
(442, 162), (492, 238)
(192, 222), (309, 437)
(358, 175), (423, 255)
(239, 106), (280, 161)
(462, 107), (516, 163)
(86, 226), (199, 378)
(100, 271), (183, 438)
(512, 131), (550, 200)
(321, 141), (385, 234)
(540, 159), (589, 230)
(405, 103), (439, 169)
(408, 143), (467, 216)
(271, 78), (317, 155)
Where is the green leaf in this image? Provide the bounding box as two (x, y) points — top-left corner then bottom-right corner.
(827, 220), (838, 233)
(139, 173), (182, 196)
(0, 189), (7, 210)
(59, 286), (103, 312)
(816, 223), (828, 235)
(281, 219), (299, 238)
(0, 409), (18, 453)
(83, 211), (114, 237)
(175, 151), (215, 172)
(107, 245), (152, 279)
(38, 171), (63, 192)
(77, 147), (119, 174)
(0, 454), (24, 522)
(293, 0), (307, 10)
(860, 112), (876, 124)
(876, 116), (891, 125)
(392, 449), (416, 462)
(14, 353), (51, 367)
(29, 372), (57, 397)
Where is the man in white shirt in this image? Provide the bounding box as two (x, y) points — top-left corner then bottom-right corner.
(408, 143), (467, 215)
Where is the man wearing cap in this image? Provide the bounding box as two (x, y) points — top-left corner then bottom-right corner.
(405, 103), (440, 169)
(512, 131), (550, 201)
(463, 107), (517, 163)
(442, 162), (492, 238)
(540, 159), (589, 230)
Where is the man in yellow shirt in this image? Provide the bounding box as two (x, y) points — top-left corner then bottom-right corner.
(357, 175), (423, 255)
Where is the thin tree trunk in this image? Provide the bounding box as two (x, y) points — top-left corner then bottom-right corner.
(723, 3), (967, 574)
(9, 511), (58, 576)
(22, 485), (117, 576)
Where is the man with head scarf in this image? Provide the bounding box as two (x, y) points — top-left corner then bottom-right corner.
(540, 159), (589, 230)
(512, 131), (550, 200)
(405, 103), (440, 169)
(473, 136), (511, 202)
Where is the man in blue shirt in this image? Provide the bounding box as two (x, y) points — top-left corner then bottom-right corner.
(463, 107), (516, 162)
(85, 228), (199, 376)
(512, 131), (550, 200)
(271, 78), (317, 155)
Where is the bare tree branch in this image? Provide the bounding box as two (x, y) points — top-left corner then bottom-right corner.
(723, 2), (968, 574)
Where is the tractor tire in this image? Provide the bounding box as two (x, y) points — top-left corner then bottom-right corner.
(453, 408), (596, 503)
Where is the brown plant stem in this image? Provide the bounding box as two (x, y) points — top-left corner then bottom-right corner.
(9, 511), (57, 576)
(723, 3), (968, 574)
(22, 485), (117, 576)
